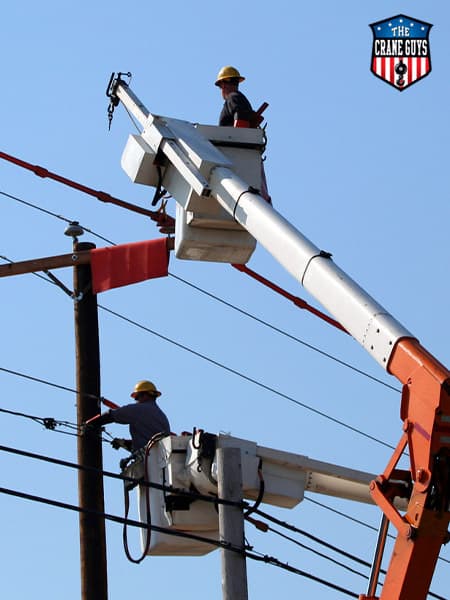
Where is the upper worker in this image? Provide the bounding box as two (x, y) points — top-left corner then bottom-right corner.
(86, 379), (170, 451)
(216, 65), (254, 127)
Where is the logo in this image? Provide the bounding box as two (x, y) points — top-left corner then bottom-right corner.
(370, 15), (432, 91)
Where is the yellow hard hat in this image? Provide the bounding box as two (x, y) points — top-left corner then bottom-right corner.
(215, 65), (245, 86)
(131, 380), (161, 398)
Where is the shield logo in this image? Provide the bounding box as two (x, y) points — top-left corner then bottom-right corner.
(370, 15), (432, 91)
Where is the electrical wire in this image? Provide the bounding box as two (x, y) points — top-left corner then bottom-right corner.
(1, 245), (400, 451)
(244, 548), (359, 598)
(0, 187), (401, 394)
(252, 507), (370, 569)
(1, 118), (447, 598)
(249, 508), (448, 599)
(0, 443), (246, 509)
(98, 304), (396, 451)
(257, 524), (367, 578)
(0, 439), (368, 591)
(0, 365), (80, 395)
(0, 278), (396, 453)
(169, 273), (400, 393)
(0, 323), (396, 452)
(0, 484), (360, 599)
(1, 441), (448, 599)
(0, 406), (86, 438)
(2, 406), (444, 583)
(0, 190), (116, 246)
(0, 484), (232, 548)
(1, 191), (444, 593)
(0, 333), (366, 451)
(305, 496), (450, 568)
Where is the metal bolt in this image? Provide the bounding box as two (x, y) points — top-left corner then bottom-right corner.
(416, 468), (428, 483)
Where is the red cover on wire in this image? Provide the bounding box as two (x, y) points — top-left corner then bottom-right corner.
(91, 238), (169, 294)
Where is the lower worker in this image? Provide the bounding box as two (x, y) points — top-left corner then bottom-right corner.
(85, 379), (170, 452)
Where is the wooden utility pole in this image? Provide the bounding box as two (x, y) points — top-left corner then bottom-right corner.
(73, 239), (108, 600)
(217, 447), (248, 600)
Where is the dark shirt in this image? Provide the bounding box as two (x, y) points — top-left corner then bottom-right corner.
(219, 90), (254, 126)
(109, 400), (170, 450)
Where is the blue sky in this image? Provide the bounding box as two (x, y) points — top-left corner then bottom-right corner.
(1, 1), (449, 599)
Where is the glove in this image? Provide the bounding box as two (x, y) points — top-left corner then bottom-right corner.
(111, 438), (132, 451)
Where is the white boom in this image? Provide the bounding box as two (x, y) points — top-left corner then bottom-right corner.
(113, 78), (412, 369)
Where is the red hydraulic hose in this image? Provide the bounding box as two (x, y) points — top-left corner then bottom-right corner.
(232, 263), (348, 334)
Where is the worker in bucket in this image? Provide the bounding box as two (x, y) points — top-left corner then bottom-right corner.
(85, 380), (170, 452)
(215, 65), (255, 127)
(216, 65), (272, 204)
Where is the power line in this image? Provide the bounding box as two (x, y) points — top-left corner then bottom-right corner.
(0, 440), (370, 593)
(0, 484), (360, 599)
(169, 272), (400, 393)
(0, 190), (116, 246)
(0, 357), (395, 452)
(304, 497), (450, 568)
(1, 244), (399, 450)
(0, 406), (86, 437)
(0, 365), (80, 395)
(250, 508), (448, 599)
(253, 506), (371, 569)
(257, 524), (367, 578)
(245, 549), (359, 598)
(99, 304), (396, 451)
(0, 443), (246, 509)
(1, 441), (447, 599)
(0, 186), (401, 394)
(0, 306), (396, 453)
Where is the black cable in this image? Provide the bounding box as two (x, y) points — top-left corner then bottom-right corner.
(304, 496), (450, 568)
(169, 273), (400, 393)
(0, 365), (80, 394)
(251, 507), (448, 599)
(261, 524), (367, 578)
(245, 549), (359, 598)
(0, 443), (245, 509)
(0, 190), (116, 246)
(0, 366), (100, 405)
(5, 435), (446, 597)
(0, 484), (361, 598)
(1, 437), (448, 598)
(254, 506), (371, 568)
(99, 304), (396, 451)
(0, 403), (114, 446)
(0, 406), (51, 426)
(0, 484), (232, 550)
(1, 184), (400, 397)
(1, 250), (399, 452)
(0, 297), (397, 453)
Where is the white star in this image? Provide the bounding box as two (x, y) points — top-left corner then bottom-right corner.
(377, 26), (381, 31)
(388, 22), (392, 27)
(410, 23), (414, 27)
(399, 19), (403, 23)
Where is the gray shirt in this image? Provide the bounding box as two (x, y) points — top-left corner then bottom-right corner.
(110, 400), (170, 450)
